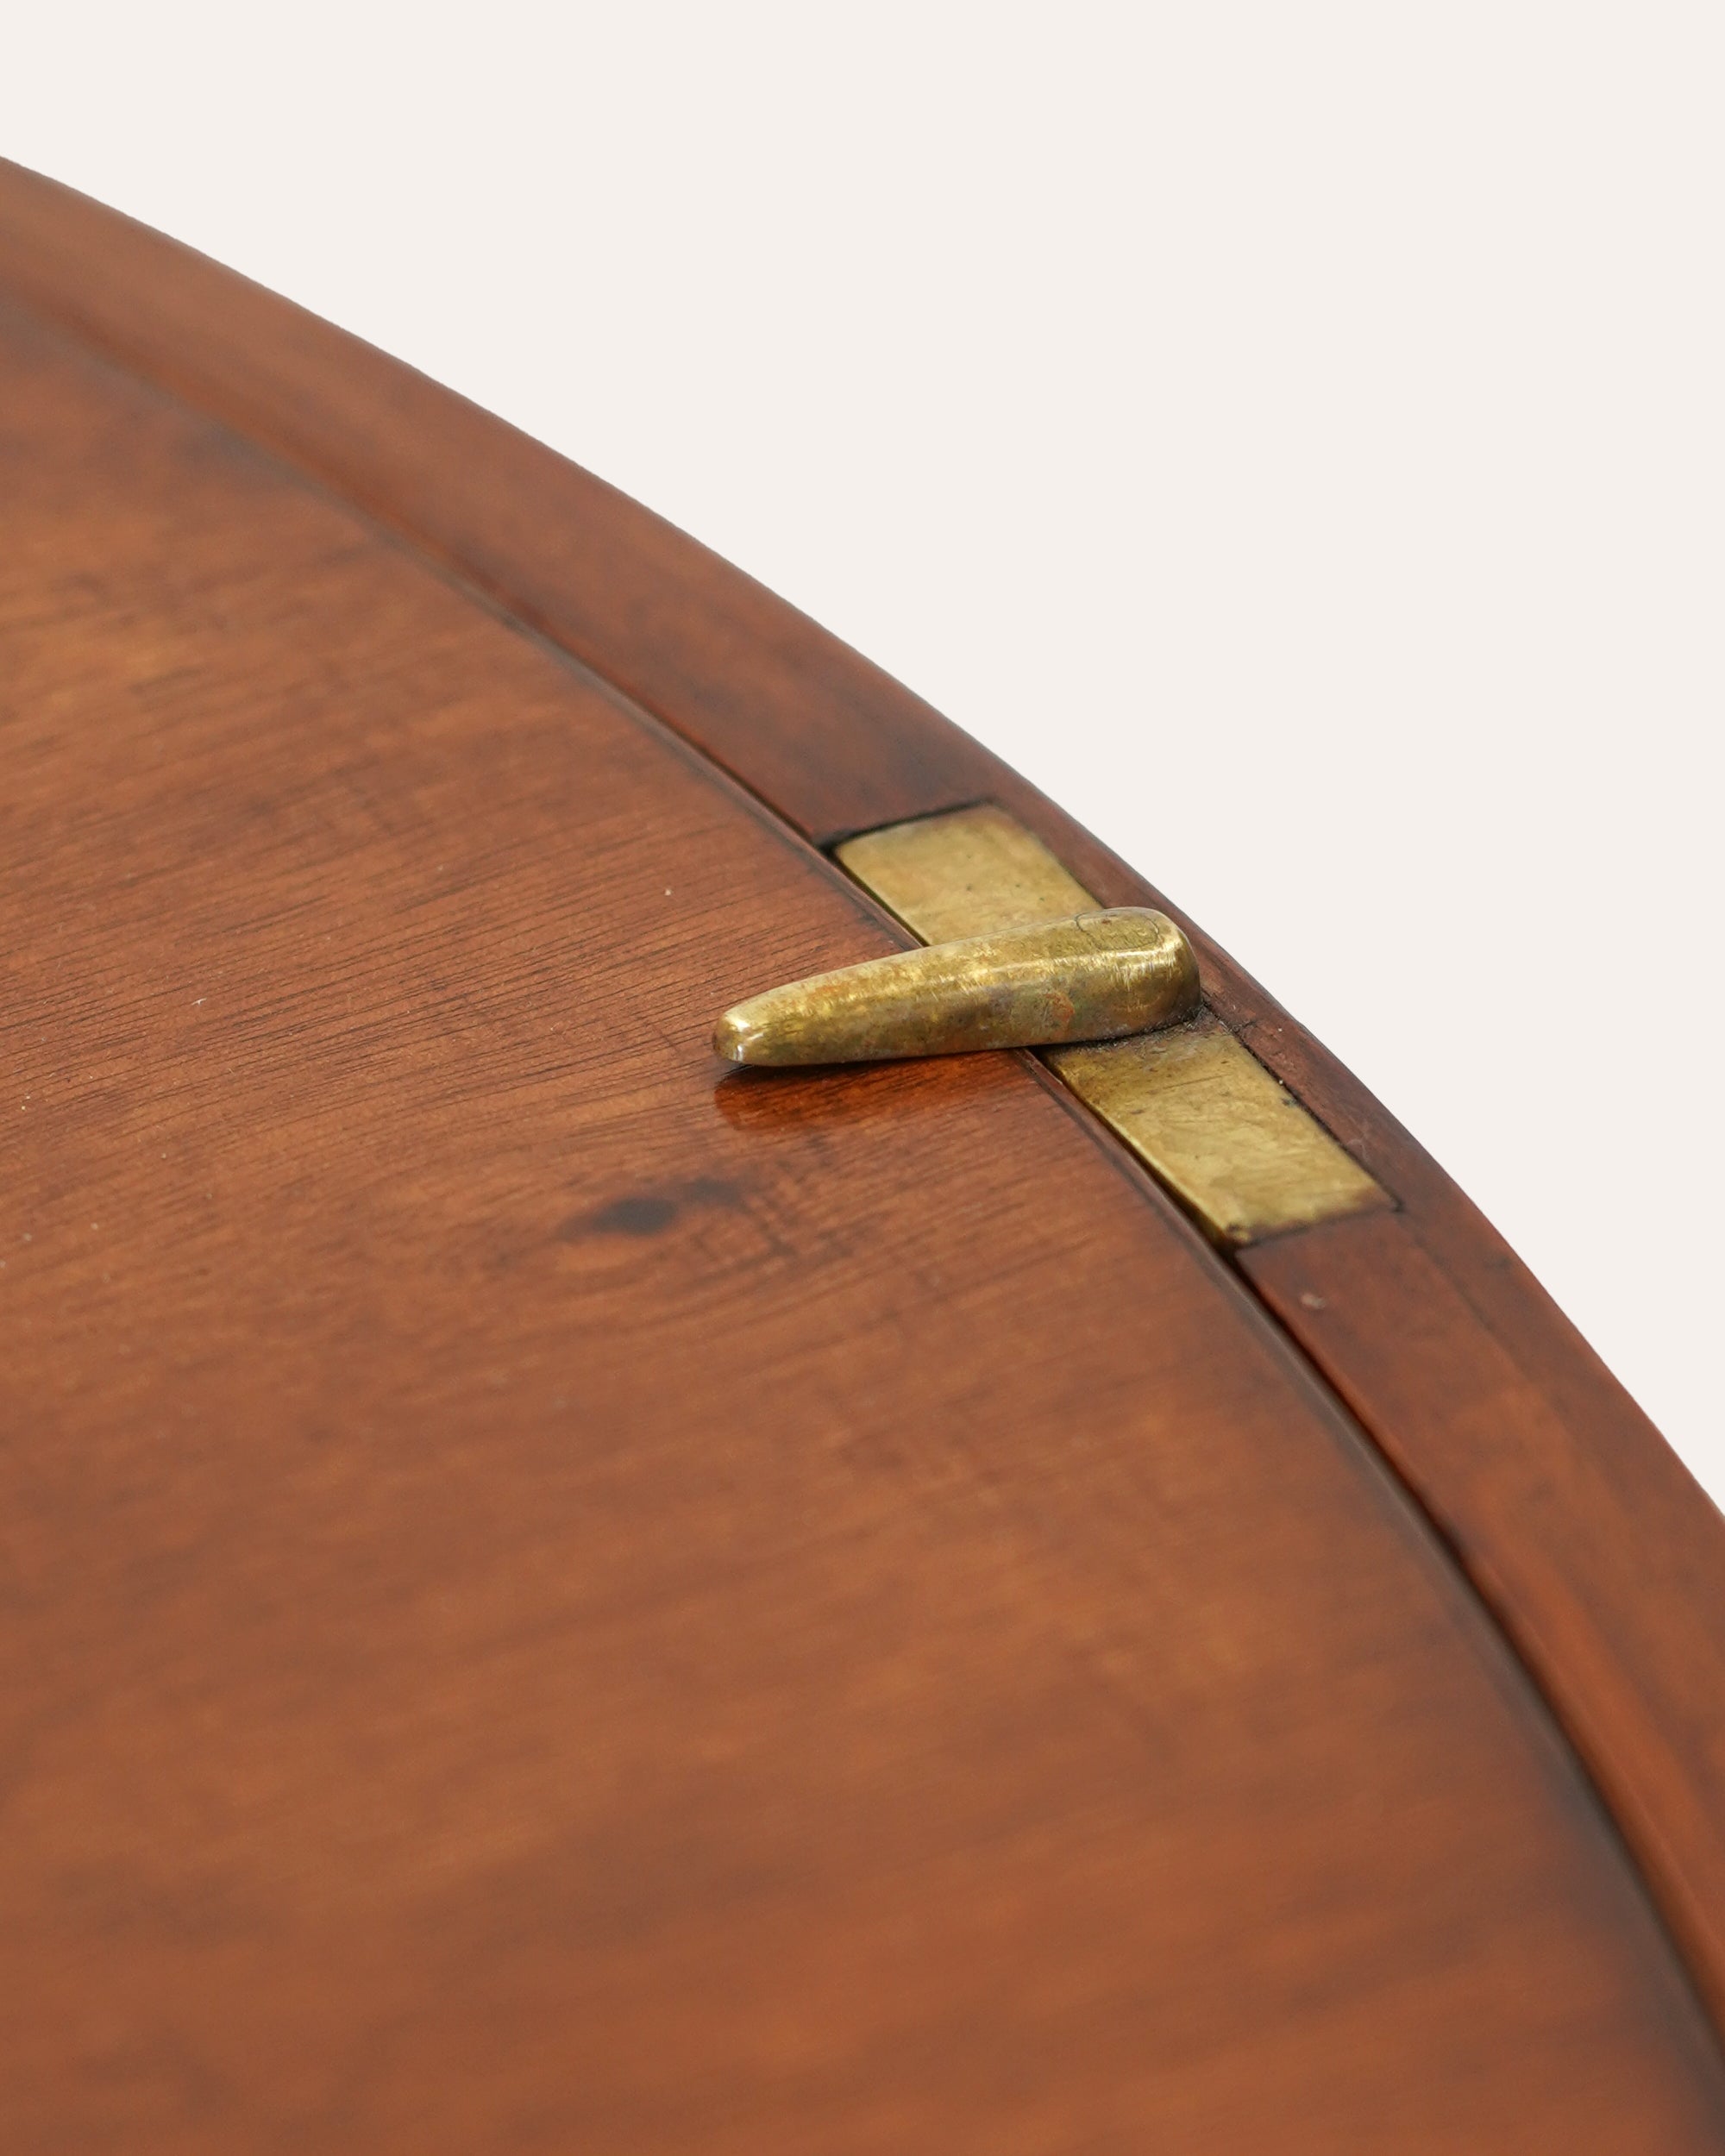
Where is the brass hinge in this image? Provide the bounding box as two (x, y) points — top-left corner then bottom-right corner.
(719, 804), (1390, 1249)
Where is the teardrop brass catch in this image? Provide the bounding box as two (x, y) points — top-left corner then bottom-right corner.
(712, 909), (1201, 1068)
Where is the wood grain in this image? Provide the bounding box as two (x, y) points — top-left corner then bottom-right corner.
(3, 287), (1725, 2148)
(1248, 1212), (1725, 2050)
(7, 160), (1721, 2042)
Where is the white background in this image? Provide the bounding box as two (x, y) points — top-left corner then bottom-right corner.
(6, 4), (1720, 1498)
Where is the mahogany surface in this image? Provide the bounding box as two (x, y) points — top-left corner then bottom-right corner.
(3, 163), (1722, 2031)
(3, 165), (1725, 2151)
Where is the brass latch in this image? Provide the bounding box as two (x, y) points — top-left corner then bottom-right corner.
(717, 805), (1390, 1250)
(714, 907), (1201, 1066)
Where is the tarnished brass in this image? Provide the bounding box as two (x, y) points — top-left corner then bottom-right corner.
(1048, 1016), (1389, 1245)
(714, 909), (1200, 1066)
(836, 805), (1097, 942)
(835, 805), (1393, 1247)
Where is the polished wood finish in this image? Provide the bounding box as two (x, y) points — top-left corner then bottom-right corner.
(1248, 1213), (1725, 2041)
(3, 174), (1722, 2023)
(9, 157), (1721, 2040)
(3, 162), (1725, 2148)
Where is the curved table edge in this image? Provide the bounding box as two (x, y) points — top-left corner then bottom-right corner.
(4, 154), (1724, 2029)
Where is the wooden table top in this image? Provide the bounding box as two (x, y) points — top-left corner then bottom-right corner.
(3, 160), (1724, 2153)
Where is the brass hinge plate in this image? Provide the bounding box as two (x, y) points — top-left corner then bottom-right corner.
(835, 806), (1392, 1248)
